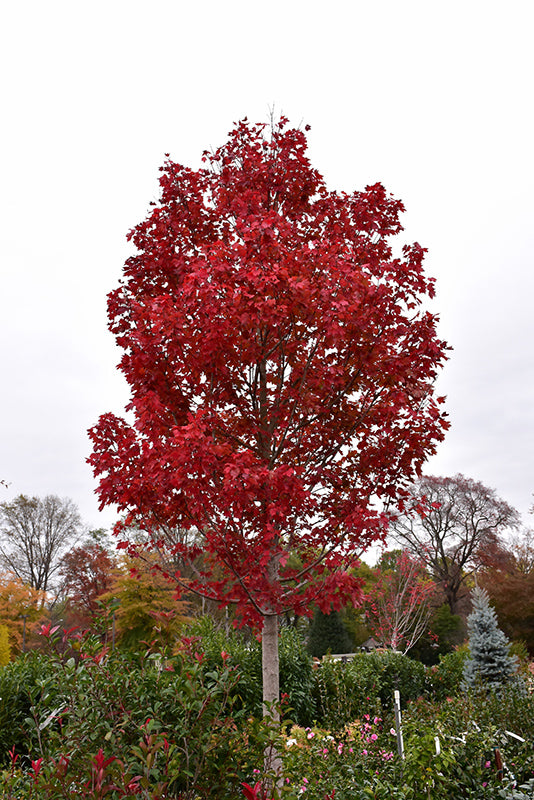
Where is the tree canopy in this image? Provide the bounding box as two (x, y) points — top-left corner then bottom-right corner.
(389, 474), (519, 613)
(0, 495), (82, 596)
(89, 117), (449, 754)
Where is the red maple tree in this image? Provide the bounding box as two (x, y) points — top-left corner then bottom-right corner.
(365, 550), (436, 653)
(59, 540), (117, 626)
(88, 118), (448, 746)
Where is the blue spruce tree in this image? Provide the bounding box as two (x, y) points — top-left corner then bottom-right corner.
(463, 585), (519, 691)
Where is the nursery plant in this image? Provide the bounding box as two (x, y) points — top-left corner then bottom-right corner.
(463, 585), (521, 690)
(88, 114), (449, 784)
(2, 623), (534, 798)
(0, 625), (279, 799)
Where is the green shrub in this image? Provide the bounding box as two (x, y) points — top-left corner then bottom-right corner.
(0, 626), (272, 799)
(312, 653), (381, 731)
(0, 650), (60, 767)
(428, 645), (469, 701)
(402, 688), (534, 796)
(366, 650), (427, 709)
(279, 626), (316, 726)
(189, 616), (315, 725)
(311, 650), (426, 732)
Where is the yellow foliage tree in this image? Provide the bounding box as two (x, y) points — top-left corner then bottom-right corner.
(0, 572), (47, 654)
(100, 555), (190, 650)
(0, 624), (10, 665)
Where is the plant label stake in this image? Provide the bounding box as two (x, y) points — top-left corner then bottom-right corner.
(393, 690), (405, 760)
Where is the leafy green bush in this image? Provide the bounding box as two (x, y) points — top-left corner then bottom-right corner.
(188, 616), (315, 725)
(311, 650), (426, 732)
(5, 623), (534, 799)
(428, 645), (469, 701)
(0, 625), (272, 799)
(279, 626), (316, 726)
(366, 650), (427, 709)
(312, 653), (381, 731)
(402, 687), (534, 797)
(0, 650), (61, 767)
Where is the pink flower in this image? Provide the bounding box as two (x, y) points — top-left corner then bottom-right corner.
(370, 733), (378, 741)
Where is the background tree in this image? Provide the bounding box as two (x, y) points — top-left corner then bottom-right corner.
(58, 530), (117, 628)
(0, 495), (83, 597)
(88, 116), (449, 770)
(338, 560), (376, 649)
(0, 571), (46, 653)
(389, 474), (519, 614)
(365, 550), (435, 654)
(479, 530), (534, 654)
(408, 601), (464, 664)
(100, 554), (190, 650)
(463, 584), (519, 690)
(307, 607), (354, 658)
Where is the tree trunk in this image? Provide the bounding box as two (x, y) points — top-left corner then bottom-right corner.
(262, 612), (283, 787)
(262, 613), (280, 718)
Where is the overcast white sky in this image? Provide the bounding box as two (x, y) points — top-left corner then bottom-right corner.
(1, 1), (532, 536)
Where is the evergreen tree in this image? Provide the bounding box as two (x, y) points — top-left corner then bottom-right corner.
(463, 585), (519, 690)
(307, 607), (353, 658)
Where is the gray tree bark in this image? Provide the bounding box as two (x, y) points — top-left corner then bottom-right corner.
(262, 611), (283, 787)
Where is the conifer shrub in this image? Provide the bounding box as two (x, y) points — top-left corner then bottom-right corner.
(463, 585), (521, 691)
(306, 607), (353, 658)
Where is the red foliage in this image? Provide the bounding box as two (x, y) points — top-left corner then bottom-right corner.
(59, 543), (117, 624)
(242, 781), (274, 800)
(88, 117), (448, 628)
(479, 531), (534, 653)
(365, 551), (436, 653)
